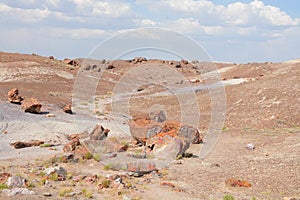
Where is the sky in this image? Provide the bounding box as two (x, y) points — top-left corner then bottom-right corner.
(0, 0), (299, 63)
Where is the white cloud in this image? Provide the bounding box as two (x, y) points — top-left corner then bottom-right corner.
(237, 26), (257, 35)
(94, 1), (130, 18)
(45, 0), (60, 8)
(150, 0), (299, 27)
(69, 0), (131, 18)
(45, 27), (108, 39)
(224, 0), (299, 26)
(0, 3), (50, 22)
(250, 0), (298, 26)
(168, 18), (223, 35)
(0, 2), (78, 23)
(163, 0), (216, 12)
(134, 19), (157, 26)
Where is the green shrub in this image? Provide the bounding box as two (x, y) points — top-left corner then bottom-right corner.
(59, 188), (73, 197)
(102, 179), (111, 188)
(0, 184), (8, 190)
(223, 194), (234, 200)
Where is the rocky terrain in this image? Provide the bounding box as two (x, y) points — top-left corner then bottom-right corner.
(0, 52), (299, 200)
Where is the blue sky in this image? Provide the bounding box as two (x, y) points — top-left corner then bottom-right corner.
(0, 0), (299, 63)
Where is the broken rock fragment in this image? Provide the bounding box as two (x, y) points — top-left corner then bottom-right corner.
(177, 125), (203, 144)
(63, 104), (73, 114)
(63, 137), (80, 152)
(10, 140), (44, 149)
(90, 124), (110, 140)
(225, 178), (252, 188)
(21, 98), (42, 114)
(7, 88), (24, 104)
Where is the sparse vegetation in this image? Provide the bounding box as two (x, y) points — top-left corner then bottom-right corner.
(49, 173), (59, 181)
(83, 152), (93, 160)
(103, 164), (111, 170)
(93, 153), (101, 161)
(0, 184), (8, 190)
(101, 179), (111, 188)
(82, 188), (93, 198)
(40, 143), (53, 148)
(223, 194), (234, 200)
(59, 187), (73, 197)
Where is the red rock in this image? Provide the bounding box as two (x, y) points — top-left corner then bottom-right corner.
(63, 104), (72, 114)
(63, 138), (80, 152)
(64, 58), (79, 66)
(225, 178), (252, 188)
(10, 140), (44, 149)
(0, 172), (11, 184)
(84, 175), (97, 183)
(21, 98), (42, 113)
(149, 110), (166, 122)
(72, 175), (82, 182)
(90, 124), (110, 140)
(125, 161), (157, 174)
(67, 132), (88, 141)
(160, 182), (175, 188)
(74, 145), (90, 159)
(146, 135), (190, 160)
(129, 117), (162, 144)
(7, 88), (24, 104)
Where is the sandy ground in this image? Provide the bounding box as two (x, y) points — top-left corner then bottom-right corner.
(0, 52), (299, 199)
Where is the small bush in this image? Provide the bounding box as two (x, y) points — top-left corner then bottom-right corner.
(49, 173), (59, 181)
(83, 152), (93, 160)
(0, 184), (8, 190)
(103, 165), (111, 170)
(40, 143), (53, 148)
(102, 179), (111, 188)
(223, 194), (234, 200)
(59, 188), (73, 197)
(82, 188), (93, 198)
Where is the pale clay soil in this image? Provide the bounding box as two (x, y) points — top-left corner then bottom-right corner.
(0, 52), (299, 200)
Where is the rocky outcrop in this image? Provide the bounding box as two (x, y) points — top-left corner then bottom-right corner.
(149, 110), (166, 123)
(7, 88), (24, 104)
(44, 166), (67, 181)
(106, 64), (115, 70)
(178, 125), (203, 144)
(146, 135), (190, 160)
(21, 98), (42, 114)
(124, 161), (156, 174)
(64, 58), (80, 67)
(129, 113), (202, 148)
(63, 137), (80, 152)
(129, 117), (163, 144)
(90, 124), (110, 140)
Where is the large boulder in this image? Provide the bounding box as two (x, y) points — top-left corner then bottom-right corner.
(177, 125), (203, 144)
(146, 135), (190, 160)
(90, 124), (110, 140)
(129, 117), (162, 144)
(7, 88), (23, 104)
(123, 161), (156, 175)
(149, 110), (166, 122)
(63, 137), (80, 152)
(82, 138), (128, 156)
(21, 98), (42, 114)
(133, 57), (147, 64)
(6, 176), (26, 188)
